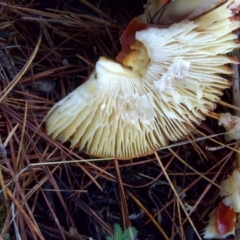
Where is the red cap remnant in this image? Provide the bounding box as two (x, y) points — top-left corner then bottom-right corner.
(216, 201), (235, 235)
(116, 18), (147, 62)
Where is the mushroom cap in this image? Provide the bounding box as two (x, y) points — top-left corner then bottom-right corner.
(137, 0), (204, 24)
(45, 0), (239, 159)
(138, 0), (238, 25)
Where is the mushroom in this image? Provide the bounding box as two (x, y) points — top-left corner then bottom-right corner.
(45, 0), (240, 159)
(203, 200), (235, 239)
(219, 169), (240, 212)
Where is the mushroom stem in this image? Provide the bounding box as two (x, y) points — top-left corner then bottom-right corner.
(208, 111), (219, 120)
(219, 101), (240, 112)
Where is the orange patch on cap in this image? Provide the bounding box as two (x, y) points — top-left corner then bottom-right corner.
(215, 201), (235, 235)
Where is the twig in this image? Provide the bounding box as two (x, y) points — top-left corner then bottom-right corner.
(231, 63), (240, 240)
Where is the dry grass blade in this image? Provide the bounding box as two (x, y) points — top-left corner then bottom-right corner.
(169, 148), (222, 189)
(114, 159), (130, 229)
(0, 28), (42, 101)
(155, 152), (202, 240)
(219, 100), (240, 112)
(128, 192), (169, 240)
(196, 129), (240, 154)
(0, 0), (238, 239)
(6, 188), (44, 240)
